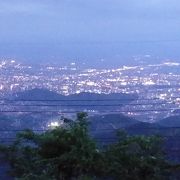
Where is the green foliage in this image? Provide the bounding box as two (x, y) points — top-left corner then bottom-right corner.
(0, 113), (169, 180)
(104, 131), (168, 180)
(2, 113), (104, 179)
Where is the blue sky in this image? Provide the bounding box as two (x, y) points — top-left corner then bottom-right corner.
(0, 0), (180, 65)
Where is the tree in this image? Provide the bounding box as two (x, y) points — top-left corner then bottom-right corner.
(1, 113), (104, 179)
(104, 131), (168, 180)
(0, 113), (169, 179)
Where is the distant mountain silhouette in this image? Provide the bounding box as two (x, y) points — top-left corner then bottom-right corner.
(14, 88), (138, 111)
(15, 88), (138, 101)
(14, 88), (65, 100)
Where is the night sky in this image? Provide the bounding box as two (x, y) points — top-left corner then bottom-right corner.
(0, 0), (180, 66)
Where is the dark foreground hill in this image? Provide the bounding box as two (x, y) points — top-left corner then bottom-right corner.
(89, 114), (139, 131)
(125, 121), (163, 136)
(89, 114), (140, 142)
(157, 115), (180, 127)
(89, 114), (180, 162)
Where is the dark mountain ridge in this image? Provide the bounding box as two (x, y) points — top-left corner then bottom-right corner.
(157, 115), (180, 127)
(14, 88), (138, 101)
(13, 88), (138, 111)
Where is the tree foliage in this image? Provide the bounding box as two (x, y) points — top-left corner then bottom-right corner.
(0, 113), (169, 179)
(104, 131), (168, 180)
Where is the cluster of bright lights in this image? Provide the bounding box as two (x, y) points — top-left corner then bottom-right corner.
(48, 121), (64, 128)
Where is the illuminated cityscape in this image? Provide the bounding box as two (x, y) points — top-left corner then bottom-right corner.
(0, 59), (179, 122)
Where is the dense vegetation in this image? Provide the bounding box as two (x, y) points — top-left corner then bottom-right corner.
(0, 113), (171, 179)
